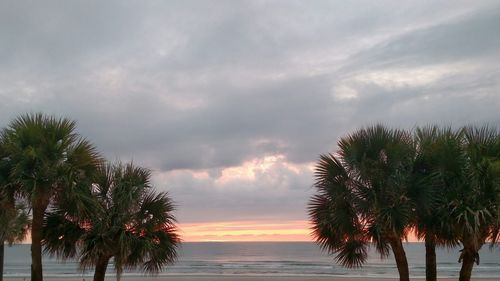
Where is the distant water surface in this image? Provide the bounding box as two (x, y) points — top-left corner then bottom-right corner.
(4, 242), (500, 277)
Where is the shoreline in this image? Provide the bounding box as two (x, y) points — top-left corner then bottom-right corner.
(4, 275), (500, 281)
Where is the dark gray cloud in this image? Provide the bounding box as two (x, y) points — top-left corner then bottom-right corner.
(344, 8), (500, 73)
(1, 1), (499, 224)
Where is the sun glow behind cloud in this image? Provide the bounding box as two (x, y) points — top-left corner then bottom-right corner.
(215, 154), (305, 184)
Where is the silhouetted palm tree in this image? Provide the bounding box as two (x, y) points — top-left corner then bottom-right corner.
(410, 126), (462, 281)
(43, 162), (180, 281)
(309, 125), (415, 281)
(410, 125), (500, 281)
(1, 113), (101, 281)
(0, 140), (30, 281)
(0, 194), (30, 281)
(451, 126), (500, 281)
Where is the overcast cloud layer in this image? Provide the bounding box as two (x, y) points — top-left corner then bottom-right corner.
(1, 1), (499, 225)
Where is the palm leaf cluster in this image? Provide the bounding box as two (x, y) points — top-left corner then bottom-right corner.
(0, 197), (30, 281)
(0, 113), (180, 281)
(0, 142), (31, 247)
(309, 125), (414, 281)
(309, 124), (500, 281)
(43, 163), (179, 281)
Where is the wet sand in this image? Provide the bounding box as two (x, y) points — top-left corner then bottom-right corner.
(4, 275), (497, 281)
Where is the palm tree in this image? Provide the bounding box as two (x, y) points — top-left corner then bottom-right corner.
(410, 126), (462, 281)
(412, 125), (500, 281)
(0, 113), (101, 281)
(0, 195), (30, 281)
(451, 126), (500, 281)
(309, 125), (415, 281)
(0, 141), (29, 281)
(43, 162), (180, 281)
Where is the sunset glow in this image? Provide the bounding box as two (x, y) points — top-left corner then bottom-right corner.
(179, 220), (420, 242)
(179, 220), (312, 242)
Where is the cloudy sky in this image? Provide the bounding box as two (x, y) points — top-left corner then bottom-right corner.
(1, 1), (500, 241)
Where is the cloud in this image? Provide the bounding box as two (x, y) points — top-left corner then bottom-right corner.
(153, 154), (314, 223)
(0, 1), (499, 226)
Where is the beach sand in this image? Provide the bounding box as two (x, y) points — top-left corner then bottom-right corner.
(4, 276), (498, 281)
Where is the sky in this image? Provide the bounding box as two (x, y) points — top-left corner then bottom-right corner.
(1, 0), (500, 242)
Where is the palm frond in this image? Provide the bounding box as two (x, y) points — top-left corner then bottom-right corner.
(74, 161), (180, 277)
(310, 125), (419, 271)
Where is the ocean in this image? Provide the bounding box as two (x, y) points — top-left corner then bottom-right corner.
(3, 242), (500, 278)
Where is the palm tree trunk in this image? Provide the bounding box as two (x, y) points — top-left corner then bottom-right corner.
(31, 204), (45, 281)
(459, 238), (486, 281)
(93, 255), (110, 281)
(459, 249), (475, 281)
(1, 243), (4, 281)
(389, 238), (410, 281)
(425, 233), (437, 281)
